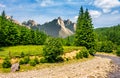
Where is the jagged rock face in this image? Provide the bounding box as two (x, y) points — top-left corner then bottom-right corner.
(57, 17), (74, 38)
(38, 19), (61, 37)
(22, 17), (76, 38)
(38, 17), (75, 38)
(22, 20), (37, 27)
(64, 19), (76, 32)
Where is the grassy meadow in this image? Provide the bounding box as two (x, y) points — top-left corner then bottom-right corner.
(0, 45), (82, 58)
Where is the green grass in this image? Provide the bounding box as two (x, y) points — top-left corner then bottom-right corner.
(0, 45), (82, 58)
(0, 45), (44, 58)
(63, 46), (82, 53)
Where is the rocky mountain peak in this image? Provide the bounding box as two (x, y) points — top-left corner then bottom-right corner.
(22, 20), (37, 27)
(58, 17), (62, 20)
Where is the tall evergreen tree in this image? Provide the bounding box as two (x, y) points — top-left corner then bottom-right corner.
(1, 10), (6, 19)
(75, 6), (95, 49)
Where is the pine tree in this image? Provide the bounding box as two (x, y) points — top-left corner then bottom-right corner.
(1, 10), (6, 19)
(75, 6), (95, 49)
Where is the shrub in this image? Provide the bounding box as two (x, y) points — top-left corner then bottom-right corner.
(23, 56), (30, 64)
(29, 60), (36, 66)
(96, 41), (114, 53)
(56, 56), (64, 62)
(2, 57), (11, 68)
(40, 57), (47, 63)
(76, 52), (83, 59)
(19, 59), (24, 65)
(20, 52), (25, 58)
(89, 48), (96, 56)
(116, 47), (120, 56)
(82, 47), (89, 58)
(43, 37), (64, 63)
(34, 57), (39, 64)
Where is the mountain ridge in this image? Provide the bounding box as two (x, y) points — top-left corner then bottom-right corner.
(22, 17), (76, 38)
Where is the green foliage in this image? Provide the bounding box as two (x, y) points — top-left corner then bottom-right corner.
(19, 59), (24, 65)
(29, 60), (36, 66)
(116, 47), (120, 56)
(95, 25), (120, 45)
(2, 57), (11, 68)
(76, 47), (89, 59)
(40, 57), (47, 63)
(43, 37), (64, 63)
(20, 52), (25, 58)
(96, 41), (114, 53)
(76, 51), (83, 59)
(82, 47), (89, 58)
(34, 57), (39, 64)
(23, 56), (30, 64)
(89, 48), (96, 56)
(74, 6), (95, 49)
(19, 56), (30, 65)
(0, 11), (47, 46)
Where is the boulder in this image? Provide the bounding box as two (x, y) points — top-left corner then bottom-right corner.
(11, 63), (20, 72)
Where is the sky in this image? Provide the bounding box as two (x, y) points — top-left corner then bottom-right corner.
(0, 0), (120, 28)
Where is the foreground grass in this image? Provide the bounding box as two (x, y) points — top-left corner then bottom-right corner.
(0, 45), (82, 58)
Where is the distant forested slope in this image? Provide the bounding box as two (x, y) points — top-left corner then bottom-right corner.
(95, 24), (120, 45)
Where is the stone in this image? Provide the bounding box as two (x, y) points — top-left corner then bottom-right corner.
(11, 63), (20, 72)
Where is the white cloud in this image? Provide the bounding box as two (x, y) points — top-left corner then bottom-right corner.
(41, 0), (54, 7)
(92, 14), (120, 28)
(111, 10), (119, 14)
(0, 3), (6, 8)
(74, 16), (78, 19)
(89, 10), (102, 18)
(94, 0), (120, 13)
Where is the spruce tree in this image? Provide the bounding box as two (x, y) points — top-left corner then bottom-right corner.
(1, 10), (6, 19)
(75, 6), (95, 50)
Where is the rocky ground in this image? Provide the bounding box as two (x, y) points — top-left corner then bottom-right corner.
(0, 54), (119, 78)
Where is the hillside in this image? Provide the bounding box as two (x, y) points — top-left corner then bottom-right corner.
(95, 24), (120, 45)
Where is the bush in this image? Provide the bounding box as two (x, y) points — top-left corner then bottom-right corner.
(82, 47), (89, 58)
(76, 52), (83, 59)
(20, 52), (25, 58)
(96, 41), (114, 53)
(23, 56), (30, 64)
(29, 60), (36, 66)
(116, 47), (120, 56)
(89, 48), (96, 56)
(19, 59), (24, 65)
(2, 57), (11, 68)
(34, 57), (39, 64)
(56, 56), (64, 62)
(43, 37), (64, 63)
(40, 57), (47, 63)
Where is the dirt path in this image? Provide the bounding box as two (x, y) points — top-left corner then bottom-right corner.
(0, 55), (116, 78)
(96, 54), (120, 78)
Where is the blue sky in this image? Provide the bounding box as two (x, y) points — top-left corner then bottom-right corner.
(0, 0), (120, 28)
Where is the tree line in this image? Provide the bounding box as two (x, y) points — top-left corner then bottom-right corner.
(0, 11), (47, 46)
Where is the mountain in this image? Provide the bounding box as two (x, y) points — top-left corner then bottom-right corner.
(23, 17), (76, 38)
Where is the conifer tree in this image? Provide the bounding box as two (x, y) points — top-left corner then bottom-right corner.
(75, 6), (95, 49)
